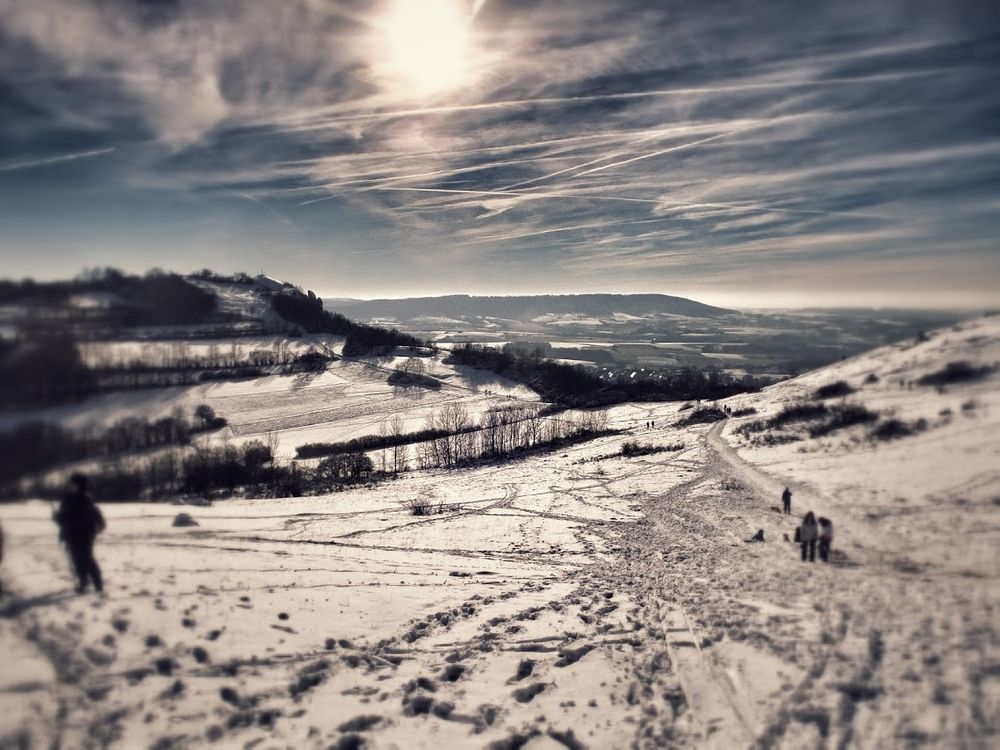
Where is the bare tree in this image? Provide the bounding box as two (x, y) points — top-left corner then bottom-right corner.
(388, 415), (409, 473)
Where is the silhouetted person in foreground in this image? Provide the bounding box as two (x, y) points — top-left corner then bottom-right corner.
(54, 473), (105, 594)
(818, 517), (833, 562)
(799, 511), (818, 562)
(782, 487), (792, 515)
(0, 520), (4, 598)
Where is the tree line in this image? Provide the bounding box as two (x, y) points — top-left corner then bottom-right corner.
(1, 267), (218, 328)
(445, 343), (760, 407)
(0, 405), (228, 487)
(304, 403), (613, 474)
(4, 402), (614, 502)
(269, 289), (425, 356)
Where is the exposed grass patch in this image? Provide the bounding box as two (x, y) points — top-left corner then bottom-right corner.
(809, 404), (879, 438)
(870, 418), (928, 442)
(813, 380), (855, 399)
(675, 407), (727, 426)
(917, 361), (995, 387)
(736, 402), (828, 435)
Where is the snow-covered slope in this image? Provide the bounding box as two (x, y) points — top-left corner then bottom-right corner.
(0, 317), (996, 748)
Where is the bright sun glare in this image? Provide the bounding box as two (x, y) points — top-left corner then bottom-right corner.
(382, 0), (473, 95)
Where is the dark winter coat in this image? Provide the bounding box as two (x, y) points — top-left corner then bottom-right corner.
(818, 519), (833, 542)
(55, 491), (105, 545)
(799, 518), (818, 543)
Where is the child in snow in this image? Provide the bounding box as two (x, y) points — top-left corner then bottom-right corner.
(818, 517), (833, 562)
(54, 473), (106, 594)
(799, 512), (818, 562)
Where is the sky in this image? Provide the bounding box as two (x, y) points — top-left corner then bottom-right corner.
(1, 0), (998, 308)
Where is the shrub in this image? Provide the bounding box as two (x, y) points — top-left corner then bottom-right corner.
(809, 404), (879, 438)
(730, 407), (757, 417)
(864, 373), (880, 384)
(736, 402), (829, 435)
(387, 368), (441, 390)
(621, 441), (685, 457)
(917, 361), (995, 387)
(403, 497), (435, 516)
(770, 402), (828, 426)
(813, 381), (855, 399)
(870, 419), (917, 441)
(314, 453), (374, 488)
(675, 407), (727, 426)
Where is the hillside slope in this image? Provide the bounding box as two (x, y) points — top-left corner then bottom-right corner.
(0, 317), (996, 748)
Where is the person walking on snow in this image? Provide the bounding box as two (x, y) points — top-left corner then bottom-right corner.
(782, 487), (792, 515)
(799, 512), (818, 562)
(818, 517), (834, 562)
(54, 473), (105, 594)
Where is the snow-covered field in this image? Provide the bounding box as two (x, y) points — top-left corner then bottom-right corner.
(0, 345), (539, 462)
(0, 317), (997, 748)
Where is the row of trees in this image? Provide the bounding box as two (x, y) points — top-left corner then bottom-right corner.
(0, 405), (227, 486)
(446, 343), (759, 407)
(363, 403), (611, 472)
(6, 433), (380, 502)
(2, 268), (218, 328)
(1, 331), (334, 407)
(80, 340), (320, 372)
(5, 401), (614, 501)
(0, 334), (97, 407)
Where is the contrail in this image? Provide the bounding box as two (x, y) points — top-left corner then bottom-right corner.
(571, 128), (755, 177)
(0, 147), (115, 173)
(457, 216), (686, 245)
(501, 123), (767, 191)
(501, 130), (670, 191)
(279, 70), (938, 133)
(366, 186), (884, 219)
(290, 124), (732, 195)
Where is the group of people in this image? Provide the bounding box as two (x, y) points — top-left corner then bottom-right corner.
(643, 420), (657, 429)
(0, 473), (105, 598)
(782, 487), (834, 563)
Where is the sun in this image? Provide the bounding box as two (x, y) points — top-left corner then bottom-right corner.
(381, 0), (474, 95)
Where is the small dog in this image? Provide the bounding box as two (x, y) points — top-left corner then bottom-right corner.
(770, 505), (781, 513)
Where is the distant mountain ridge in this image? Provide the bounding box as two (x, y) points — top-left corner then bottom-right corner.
(324, 293), (734, 321)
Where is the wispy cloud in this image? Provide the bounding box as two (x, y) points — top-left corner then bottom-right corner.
(1, 0), (998, 300)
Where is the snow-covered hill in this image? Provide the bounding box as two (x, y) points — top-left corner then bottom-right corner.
(0, 317), (996, 748)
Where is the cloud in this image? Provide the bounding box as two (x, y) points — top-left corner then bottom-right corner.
(1, 0), (998, 300)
